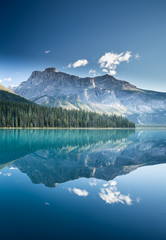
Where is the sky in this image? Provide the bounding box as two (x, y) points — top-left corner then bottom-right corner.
(0, 0), (166, 91)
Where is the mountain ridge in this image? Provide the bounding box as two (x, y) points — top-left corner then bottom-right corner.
(11, 68), (166, 125)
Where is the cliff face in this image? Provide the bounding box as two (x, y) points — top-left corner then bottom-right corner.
(12, 68), (166, 124)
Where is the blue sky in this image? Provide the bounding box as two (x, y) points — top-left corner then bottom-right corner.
(0, 0), (166, 91)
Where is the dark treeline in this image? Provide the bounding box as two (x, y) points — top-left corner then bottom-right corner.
(0, 101), (135, 128)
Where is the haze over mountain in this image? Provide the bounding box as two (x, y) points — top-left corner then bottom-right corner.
(11, 67), (166, 125)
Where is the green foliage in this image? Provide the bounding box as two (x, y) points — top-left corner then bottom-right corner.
(0, 90), (30, 103)
(0, 101), (135, 128)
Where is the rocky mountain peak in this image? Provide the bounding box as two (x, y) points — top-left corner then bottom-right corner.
(103, 74), (116, 79)
(30, 70), (42, 78)
(44, 67), (58, 73)
(29, 67), (58, 79)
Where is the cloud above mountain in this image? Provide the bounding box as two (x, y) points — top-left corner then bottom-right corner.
(66, 50), (138, 76)
(68, 59), (88, 68)
(98, 51), (132, 75)
(89, 69), (96, 76)
(0, 77), (12, 82)
(4, 77), (12, 81)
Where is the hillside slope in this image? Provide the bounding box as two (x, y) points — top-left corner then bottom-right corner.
(0, 83), (29, 103)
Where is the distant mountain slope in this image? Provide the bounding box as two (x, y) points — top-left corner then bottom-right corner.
(0, 83), (29, 103)
(12, 68), (166, 125)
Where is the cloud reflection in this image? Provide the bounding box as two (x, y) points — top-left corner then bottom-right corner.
(68, 187), (89, 197)
(89, 179), (97, 186)
(3, 173), (12, 177)
(99, 181), (132, 205)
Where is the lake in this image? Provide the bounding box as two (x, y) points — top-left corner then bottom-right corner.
(0, 129), (166, 240)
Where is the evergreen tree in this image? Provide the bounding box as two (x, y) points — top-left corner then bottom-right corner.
(0, 101), (135, 128)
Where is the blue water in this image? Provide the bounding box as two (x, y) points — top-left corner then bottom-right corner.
(0, 129), (166, 240)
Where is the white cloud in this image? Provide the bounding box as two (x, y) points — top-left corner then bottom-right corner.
(73, 59), (88, 68)
(135, 53), (140, 59)
(68, 59), (88, 68)
(44, 50), (51, 54)
(0, 77), (12, 82)
(98, 51), (132, 76)
(89, 69), (96, 74)
(4, 77), (12, 81)
(89, 69), (96, 76)
(68, 187), (88, 197)
(99, 180), (132, 205)
(102, 69), (108, 73)
(67, 63), (72, 68)
(109, 70), (116, 75)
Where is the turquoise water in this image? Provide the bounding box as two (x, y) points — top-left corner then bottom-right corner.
(0, 129), (166, 240)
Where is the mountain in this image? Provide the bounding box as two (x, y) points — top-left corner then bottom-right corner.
(12, 68), (166, 125)
(0, 129), (133, 166)
(9, 130), (166, 187)
(1, 129), (166, 187)
(0, 83), (29, 103)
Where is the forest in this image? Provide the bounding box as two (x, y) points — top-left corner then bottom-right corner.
(0, 101), (135, 128)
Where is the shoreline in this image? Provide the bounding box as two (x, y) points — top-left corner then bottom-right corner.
(0, 126), (166, 130)
(0, 127), (135, 130)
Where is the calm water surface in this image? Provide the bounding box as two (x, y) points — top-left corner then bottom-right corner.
(0, 129), (166, 240)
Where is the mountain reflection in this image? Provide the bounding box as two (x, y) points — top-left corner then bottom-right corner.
(1, 129), (166, 188)
(0, 129), (132, 165)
